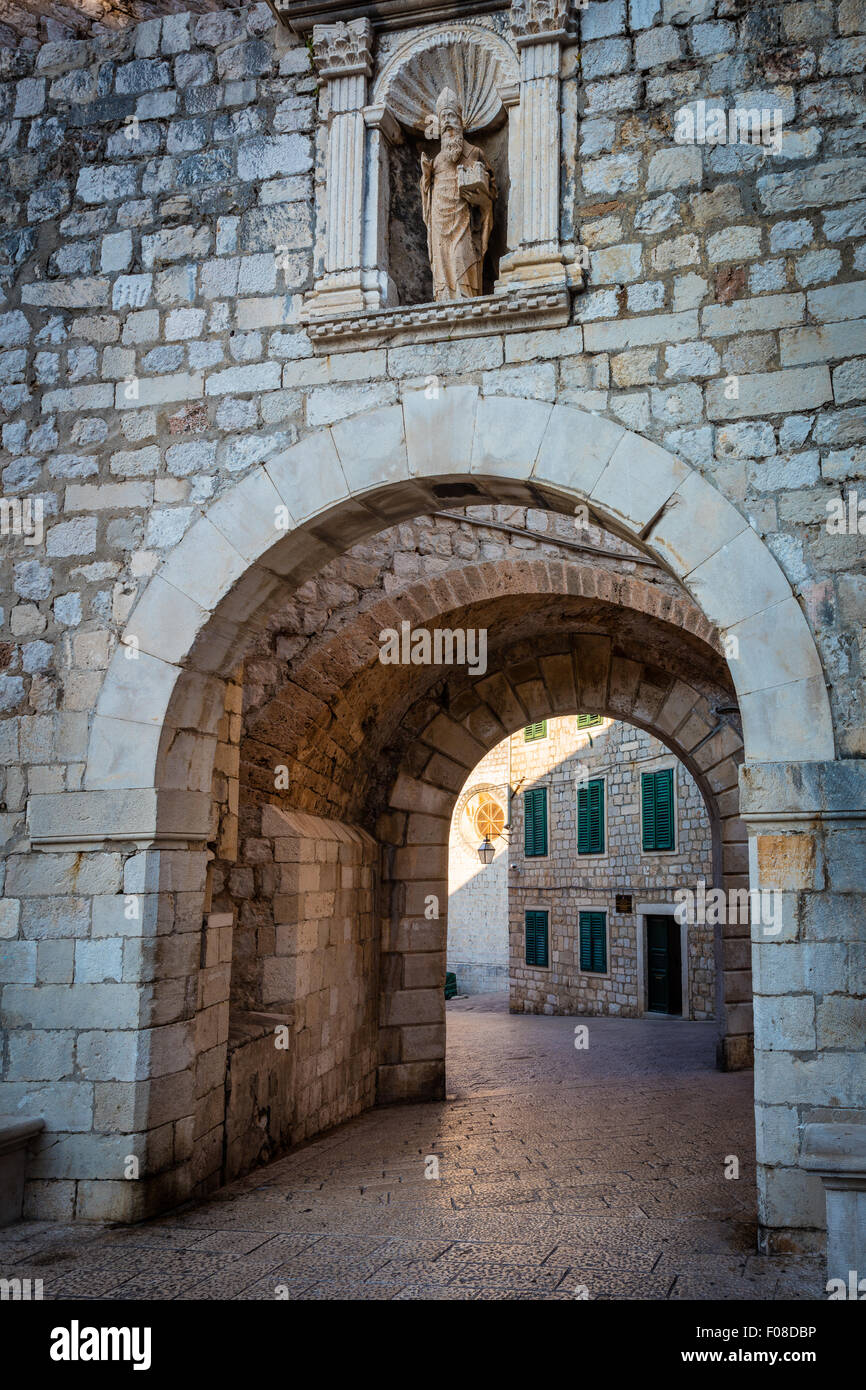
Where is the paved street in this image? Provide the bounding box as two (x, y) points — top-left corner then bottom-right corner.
(0, 997), (824, 1300)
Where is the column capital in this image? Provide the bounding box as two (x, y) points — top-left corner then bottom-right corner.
(511, 0), (579, 47)
(312, 16), (374, 81)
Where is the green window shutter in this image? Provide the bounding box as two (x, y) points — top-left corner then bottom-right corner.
(642, 769), (675, 852)
(641, 771), (656, 851)
(524, 720), (547, 742)
(525, 909), (549, 967)
(654, 767), (675, 850)
(524, 787), (548, 857)
(579, 911), (607, 973)
(577, 778), (604, 854)
(589, 778), (604, 853)
(577, 713), (602, 730)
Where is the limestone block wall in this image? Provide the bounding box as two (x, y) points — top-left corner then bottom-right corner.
(0, 0), (861, 1240)
(0, 0), (861, 790)
(216, 806), (380, 1146)
(509, 716), (715, 1017)
(223, 1008), (294, 1185)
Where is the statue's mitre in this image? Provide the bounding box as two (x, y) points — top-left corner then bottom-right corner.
(424, 86), (463, 141)
(436, 87), (462, 122)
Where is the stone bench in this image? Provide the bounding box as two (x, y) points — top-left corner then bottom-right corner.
(0, 1119), (45, 1227)
(802, 1122), (866, 1297)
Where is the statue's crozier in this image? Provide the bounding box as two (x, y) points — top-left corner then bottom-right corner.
(420, 88), (497, 302)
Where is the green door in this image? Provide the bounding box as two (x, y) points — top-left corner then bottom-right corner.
(647, 915), (682, 1015)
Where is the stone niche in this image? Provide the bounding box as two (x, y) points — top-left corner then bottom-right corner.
(287, 1), (584, 351)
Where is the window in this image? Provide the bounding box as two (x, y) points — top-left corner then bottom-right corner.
(525, 909), (549, 967)
(577, 777), (605, 855)
(524, 720), (547, 742)
(576, 713), (603, 730)
(642, 767), (676, 852)
(524, 787), (548, 857)
(472, 794), (505, 842)
(579, 911), (607, 974)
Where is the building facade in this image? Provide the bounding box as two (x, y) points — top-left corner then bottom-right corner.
(0, 0), (862, 1263)
(448, 715), (716, 1016)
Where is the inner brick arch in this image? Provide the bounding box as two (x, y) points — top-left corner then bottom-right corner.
(228, 557), (750, 1095)
(374, 633), (750, 1097)
(235, 554), (724, 814)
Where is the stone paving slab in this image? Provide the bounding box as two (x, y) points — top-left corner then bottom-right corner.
(0, 1000), (825, 1300)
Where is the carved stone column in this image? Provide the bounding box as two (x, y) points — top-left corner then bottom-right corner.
(497, 0), (582, 294)
(304, 18), (375, 319)
(361, 103), (401, 312)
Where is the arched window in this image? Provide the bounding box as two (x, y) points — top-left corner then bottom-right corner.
(471, 793), (505, 842)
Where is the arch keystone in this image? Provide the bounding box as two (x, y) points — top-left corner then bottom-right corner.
(403, 385), (479, 477)
(471, 394), (552, 476)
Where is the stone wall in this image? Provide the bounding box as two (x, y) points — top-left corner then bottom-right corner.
(0, 0), (862, 1246)
(446, 714), (716, 1008)
(220, 806), (380, 1147)
(0, 0), (862, 782)
(224, 1008), (294, 1186)
(508, 715), (715, 1017)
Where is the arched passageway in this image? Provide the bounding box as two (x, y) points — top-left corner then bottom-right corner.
(21, 393), (856, 1259)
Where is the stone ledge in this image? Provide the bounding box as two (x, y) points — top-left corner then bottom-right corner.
(305, 287), (572, 353)
(228, 1009), (294, 1053)
(802, 1122), (866, 1175)
(28, 789), (212, 848)
(740, 761), (866, 823)
(276, 0), (511, 36)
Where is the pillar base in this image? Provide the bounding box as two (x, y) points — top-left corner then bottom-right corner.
(802, 1123), (866, 1289)
(496, 244), (583, 294)
(758, 1224), (825, 1256)
(377, 1061), (445, 1104)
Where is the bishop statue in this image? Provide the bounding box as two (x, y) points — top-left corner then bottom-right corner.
(420, 88), (497, 303)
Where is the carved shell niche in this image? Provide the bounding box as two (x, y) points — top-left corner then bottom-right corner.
(374, 25), (519, 136)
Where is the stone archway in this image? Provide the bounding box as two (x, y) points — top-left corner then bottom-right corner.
(22, 391), (853, 1250)
(375, 628), (749, 1096)
(46, 389), (831, 827)
(232, 557), (750, 1083)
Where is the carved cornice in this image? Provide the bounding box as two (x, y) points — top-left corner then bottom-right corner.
(511, 0), (578, 45)
(312, 17), (374, 79)
(305, 286), (571, 352)
(274, 1), (511, 36)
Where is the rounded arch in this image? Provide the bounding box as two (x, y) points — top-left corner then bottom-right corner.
(369, 626), (751, 1091)
(234, 558), (733, 822)
(80, 391), (832, 819)
(221, 556), (752, 1084)
(371, 22), (520, 134)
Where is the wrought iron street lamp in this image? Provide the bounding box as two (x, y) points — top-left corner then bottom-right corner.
(477, 836), (495, 866)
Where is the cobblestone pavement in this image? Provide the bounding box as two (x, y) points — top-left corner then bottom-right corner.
(0, 997), (824, 1300)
